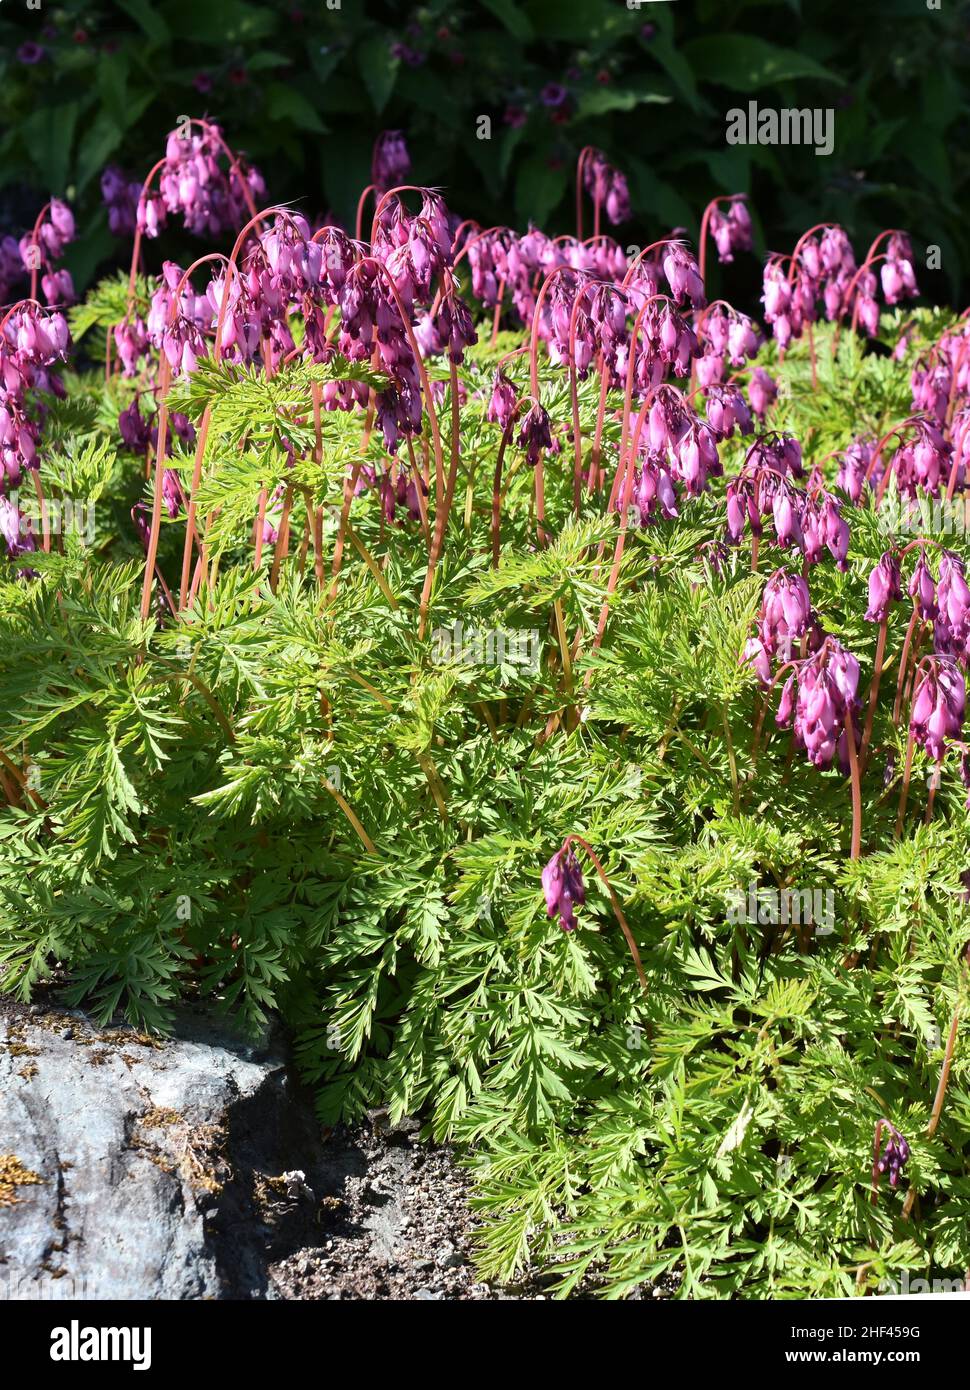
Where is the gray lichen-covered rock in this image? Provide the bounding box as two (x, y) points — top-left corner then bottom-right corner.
(0, 1002), (317, 1300)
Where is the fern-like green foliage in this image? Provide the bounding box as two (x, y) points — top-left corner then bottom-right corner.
(1, 299), (969, 1299)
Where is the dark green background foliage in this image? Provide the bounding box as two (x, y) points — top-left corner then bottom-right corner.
(0, 0), (967, 300)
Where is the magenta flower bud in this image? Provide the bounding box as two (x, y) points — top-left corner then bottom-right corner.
(772, 490), (803, 550)
(865, 552), (902, 622)
(517, 401), (554, 466)
(486, 371), (517, 430)
(742, 636), (772, 686)
(726, 483), (747, 543)
(728, 199), (752, 251)
(662, 244), (705, 309)
(908, 551), (937, 620)
(748, 367), (777, 420)
(776, 674), (796, 727)
(542, 844), (586, 932)
(762, 262), (791, 320)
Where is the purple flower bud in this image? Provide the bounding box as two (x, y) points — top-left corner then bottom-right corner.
(542, 844), (585, 932)
(864, 552), (902, 623)
(908, 551), (938, 620)
(518, 402), (554, 466)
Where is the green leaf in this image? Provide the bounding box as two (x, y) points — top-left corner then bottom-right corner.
(158, 0), (277, 44)
(480, 0), (535, 41)
(514, 154), (566, 228)
(116, 0), (171, 43)
(357, 35), (398, 115)
(577, 84), (671, 119)
(20, 102), (80, 195)
(265, 83), (328, 134)
(682, 35), (846, 90)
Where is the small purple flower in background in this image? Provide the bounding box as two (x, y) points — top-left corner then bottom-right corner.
(542, 844), (586, 932)
(540, 83), (569, 108)
(193, 73), (214, 95)
(874, 1120), (910, 1191)
(102, 165), (144, 238)
(836, 437), (875, 503)
(40, 268), (75, 307)
(17, 43), (46, 65)
(372, 130), (411, 193)
(118, 400), (151, 455)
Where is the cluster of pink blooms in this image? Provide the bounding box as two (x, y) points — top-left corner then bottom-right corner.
(727, 438), (850, 571)
(542, 844), (585, 932)
(708, 197), (753, 264)
(371, 130), (411, 194)
(101, 165), (146, 238)
(911, 658), (965, 764)
(745, 569), (814, 676)
(857, 545), (968, 768)
(582, 149), (631, 226)
(0, 302), (70, 558)
(0, 200), (76, 307)
(695, 303), (761, 387)
(777, 639), (861, 771)
(910, 321), (970, 426)
(762, 227), (918, 348)
(136, 123), (265, 240)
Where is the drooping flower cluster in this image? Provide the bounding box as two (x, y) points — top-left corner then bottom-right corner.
(101, 165), (146, 238)
(371, 130), (411, 193)
(910, 658), (965, 762)
(778, 639), (861, 771)
(10, 199), (77, 306)
(888, 420), (954, 500)
(934, 550), (970, 657)
(726, 439), (850, 570)
(708, 197), (753, 264)
(0, 301), (70, 557)
(749, 569), (813, 673)
(138, 122), (265, 240)
(910, 320), (970, 427)
(582, 148), (631, 226)
(542, 844), (586, 932)
(762, 226), (918, 349)
(695, 303), (761, 387)
(874, 1121), (911, 1190)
